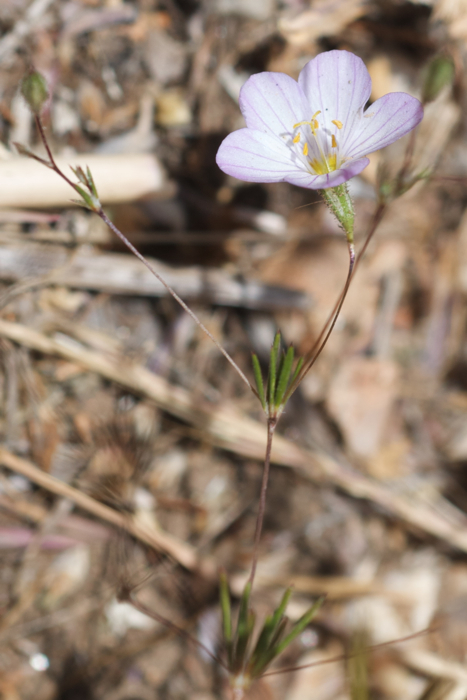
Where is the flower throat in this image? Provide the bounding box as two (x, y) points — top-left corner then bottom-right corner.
(292, 111), (343, 175)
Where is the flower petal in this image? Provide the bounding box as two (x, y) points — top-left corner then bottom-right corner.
(285, 157), (370, 190)
(216, 128), (307, 183)
(239, 72), (310, 138)
(298, 50), (372, 147)
(343, 93), (424, 159)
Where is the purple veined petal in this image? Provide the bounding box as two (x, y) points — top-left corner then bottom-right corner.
(298, 51), (372, 150)
(343, 92), (424, 160)
(285, 157), (370, 190)
(216, 128), (310, 183)
(239, 72), (310, 138)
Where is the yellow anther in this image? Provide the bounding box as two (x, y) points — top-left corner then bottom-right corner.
(294, 111), (321, 131)
(332, 119), (343, 129)
(293, 133), (301, 144)
(331, 134), (337, 148)
(303, 142), (309, 156)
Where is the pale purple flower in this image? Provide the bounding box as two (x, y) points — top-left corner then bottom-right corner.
(216, 50), (423, 190)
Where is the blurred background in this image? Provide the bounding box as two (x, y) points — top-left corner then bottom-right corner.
(1, 0), (467, 698)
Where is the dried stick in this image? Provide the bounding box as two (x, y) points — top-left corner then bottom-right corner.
(0, 447), (216, 579)
(2, 318), (467, 554)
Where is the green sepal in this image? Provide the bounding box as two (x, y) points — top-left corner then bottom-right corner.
(320, 183), (354, 245)
(70, 165), (101, 210)
(274, 346), (295, 407)
(21, 71), (49, 114)
(251, 354), (266, 411)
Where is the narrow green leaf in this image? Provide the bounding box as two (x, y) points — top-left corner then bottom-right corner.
(251, 354), (266, 411)
(219, 571), (232, 645)
(290, 356), (304, 386)
(231, 581), (252, 670)
(268, 615), (288, 649)
(272, 596), (324, 658)
(250, 617), (288, 677)
(283, 356), (305, 404)
(248, 588), (292, 677)
(267, 332), (281, 405)
(269, 588), (292, 630)
(238, 581), (251, 628)
(233, 608), (255, 673)
(249, 613), (274, 666)
(274, 346), (295, 407)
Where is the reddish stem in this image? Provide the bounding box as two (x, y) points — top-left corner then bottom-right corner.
(248, 418), (276, 589)
(287, 201), (386, 396)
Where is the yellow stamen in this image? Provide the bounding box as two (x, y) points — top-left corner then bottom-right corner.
(293, 133), (300, 144)
(331, 134), (337, 148)
(293, 111), (322, 131)
(303, 142), (308, 156)
(332, 119), (343, 129)
(312, 119), (319, 131)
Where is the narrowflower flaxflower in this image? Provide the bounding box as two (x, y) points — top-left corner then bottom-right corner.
(216, 50), (423, 190)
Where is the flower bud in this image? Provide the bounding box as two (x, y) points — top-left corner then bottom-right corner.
(422, 55), (454, 104)
(21, 71), (49, 114)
